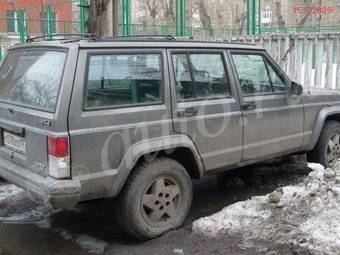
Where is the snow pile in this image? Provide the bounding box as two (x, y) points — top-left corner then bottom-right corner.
(193, 162), (340, 255)
(0, 184), (25, 203)
(192, 195), (271, 237)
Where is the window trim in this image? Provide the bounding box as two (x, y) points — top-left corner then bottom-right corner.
(171, 50), (233, 102)
(229, 50), (288, 97)
(263, 56), (287, 93)
(263, 54), (289, 93)
(83, 51), (165, 111)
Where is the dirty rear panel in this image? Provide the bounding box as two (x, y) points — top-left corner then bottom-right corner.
(0, 43), (78, 177)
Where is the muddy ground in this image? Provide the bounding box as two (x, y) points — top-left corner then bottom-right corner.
(0, 157), (312, 255)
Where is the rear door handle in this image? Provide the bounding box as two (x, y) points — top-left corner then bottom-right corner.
(242, 102), (257, 111)
(177, 107), (198, 117)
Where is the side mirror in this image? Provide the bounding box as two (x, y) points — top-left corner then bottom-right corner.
(291, 81), (303, 96)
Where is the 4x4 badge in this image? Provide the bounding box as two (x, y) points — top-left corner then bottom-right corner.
(41, 120), (52, 127)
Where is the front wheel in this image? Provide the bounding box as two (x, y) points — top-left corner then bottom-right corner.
(307, 120), (340, 168)
(115, 157), (193, 240)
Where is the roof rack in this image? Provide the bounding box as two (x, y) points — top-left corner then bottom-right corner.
(98, 34), (176, 41)
(26, 33), (99, 43)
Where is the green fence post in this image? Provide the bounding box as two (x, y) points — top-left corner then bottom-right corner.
(257, 0), (261, 35)
(247, 0), (260, 35)
(17, 11), (26, 43)
(246, 0), (250, 35)
(176, 0), (186, 37)
(47, 4), (53, 39)
(252, 0), (256, 35)
(79, 0), (87, 34)
(122, 0), (131, 36)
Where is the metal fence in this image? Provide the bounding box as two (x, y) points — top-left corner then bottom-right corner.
(118, 24), (244, 38)
(0, 16), (82, 61)
(118, 24), (340, 38)
(230, 33), (340, 90)
(0, 0), (87, 60)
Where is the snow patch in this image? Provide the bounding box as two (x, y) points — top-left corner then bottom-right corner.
(299, 208), (340, 254)
(193, 162), (340, 255)
(75, 235), (107, 254)
(193, 196), (270, 237)
(0, 184), (25, 203)
(173, 248), (184, 254)
(0, 205), (58, 224)
(0, 183), (107, 254)
(307, 163), (325, 172)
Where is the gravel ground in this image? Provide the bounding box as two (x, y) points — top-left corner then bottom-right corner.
(0, 156), (313, 255)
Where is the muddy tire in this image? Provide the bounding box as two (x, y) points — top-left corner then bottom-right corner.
(115, 157), (193, 240)
(307, 120), (340, 168)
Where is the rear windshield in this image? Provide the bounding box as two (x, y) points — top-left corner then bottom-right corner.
(0, 50), (66, 112)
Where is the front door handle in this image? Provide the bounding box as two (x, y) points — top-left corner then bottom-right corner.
(242, 102), (257, 111)
(177, 107), (198, 117)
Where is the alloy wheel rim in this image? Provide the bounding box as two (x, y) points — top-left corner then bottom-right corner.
(141, 176), (182, 226)
(327, 133), (340, 167)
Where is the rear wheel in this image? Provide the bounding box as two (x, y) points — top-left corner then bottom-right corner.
(115, 157), (193, 240)
(307, 120), (340, 168)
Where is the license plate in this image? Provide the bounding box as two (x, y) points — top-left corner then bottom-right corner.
(3, 131), (26, 154)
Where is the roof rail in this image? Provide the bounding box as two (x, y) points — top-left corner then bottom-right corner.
(26, 33), (99, 43)
(98, 34), (176, 41)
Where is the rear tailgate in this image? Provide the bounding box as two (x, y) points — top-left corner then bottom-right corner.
(0, 44), (78, 178)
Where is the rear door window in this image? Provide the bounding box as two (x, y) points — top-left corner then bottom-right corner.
(85, 53), (163, 109)
(0, 50), (66, 112)
(171, 52), (230, 101)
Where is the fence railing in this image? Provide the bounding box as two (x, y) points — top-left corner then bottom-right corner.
(118, 24), (244, 37)
(229, 33), (340, 90)
(117, 24), (340, 37)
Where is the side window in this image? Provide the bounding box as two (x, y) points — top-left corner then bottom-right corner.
(86, 53), (162, 108)
(232, 54), (272, 95)
(172, 52), (230, 101)
(266, 63), (286, 92)
(189, 54), (230, 97)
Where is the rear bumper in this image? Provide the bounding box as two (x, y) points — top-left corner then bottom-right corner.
(0, 157), (81, 208)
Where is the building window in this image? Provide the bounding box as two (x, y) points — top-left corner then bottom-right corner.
(261, 10), (272, 24)
(7, 10), (27, 34)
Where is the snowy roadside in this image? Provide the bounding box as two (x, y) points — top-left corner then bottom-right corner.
(193, 162), (340, 255)
(0, 182), (107, 254)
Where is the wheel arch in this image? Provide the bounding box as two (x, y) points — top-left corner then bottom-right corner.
(307, 106), (340, 151)
(111, 135), (204, 196)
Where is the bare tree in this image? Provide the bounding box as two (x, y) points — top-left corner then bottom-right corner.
(162, 0), (175, 26)
(195, 0), (212, 28)
(275, 1), (285, 28)
(88, 0), (119, 36)
(146, 0), (158, 25)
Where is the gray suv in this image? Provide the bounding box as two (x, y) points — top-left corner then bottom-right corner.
(0, 35), (340, 240)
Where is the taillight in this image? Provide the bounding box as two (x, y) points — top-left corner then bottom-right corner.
(48, 137), (70, 179)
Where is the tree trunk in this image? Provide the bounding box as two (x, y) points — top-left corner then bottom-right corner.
(197, 0), (212, 28)
(88, 0), (119, 36)
(163, 0), (175, 26)
(275, 1), (285, 29)
(146, 0), (158, 25)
